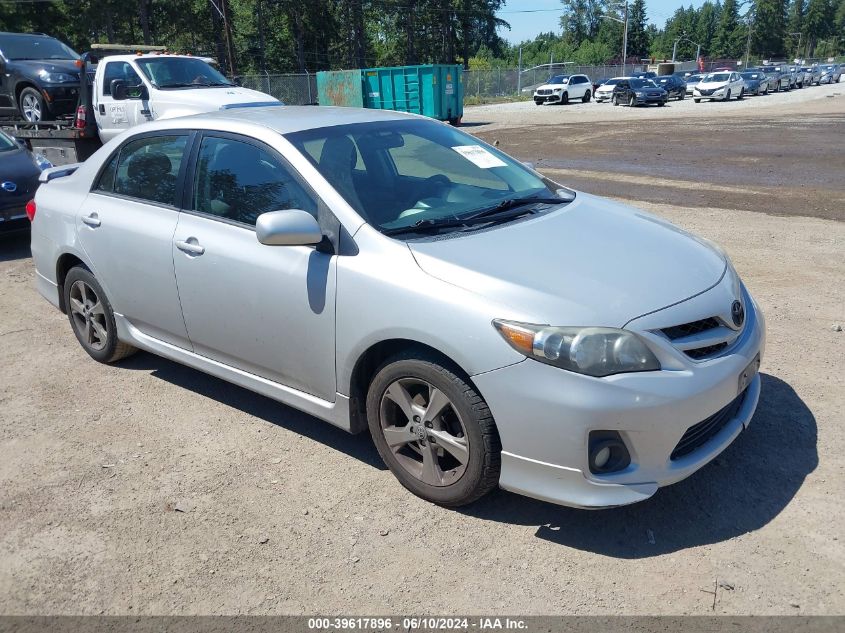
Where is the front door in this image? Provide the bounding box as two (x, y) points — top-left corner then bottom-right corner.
(95, 60), (147, 142)
(172, 133), (337, 400)
(77, 132), (191, 348)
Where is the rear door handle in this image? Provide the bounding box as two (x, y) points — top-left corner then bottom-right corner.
(81, 212), (101, 228)
(175, 239), (205, 256)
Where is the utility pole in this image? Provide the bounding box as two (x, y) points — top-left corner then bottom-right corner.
(517, 46), (523, 95)
(622, 2), (629, 73)
(221, 0), (237, 78)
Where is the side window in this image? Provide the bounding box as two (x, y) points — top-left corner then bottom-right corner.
(102, 61), (142, 96)
(94, 151), (118, 192)
(192, 136), (317, 226)
(113, 135), (188, 206)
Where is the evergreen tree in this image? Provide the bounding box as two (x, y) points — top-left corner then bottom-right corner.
(786, 0), (806, 57)
(753, 0), (786, 58)
(713, 0), (747, 57)
(626, 0), (651, 60)
(804, 0), (835, 56)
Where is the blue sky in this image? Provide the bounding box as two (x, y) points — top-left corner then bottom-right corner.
(496, 0), (707, 43)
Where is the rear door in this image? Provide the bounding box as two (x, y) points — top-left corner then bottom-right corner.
(95, 60), (147, 142)
(77, 132), (192, 348)
(172, 132), (337, 400)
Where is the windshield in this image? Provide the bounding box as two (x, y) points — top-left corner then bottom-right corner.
(687, 75), (702, 82)
(0, 34), (79, 61)
(548, 75), (569, 84)
(630, 79), (657, 89)
(136, 57), (232, 88)
(285, 119), (563, 236)
(0, 131), (18, 152)
(601, 78), (621, 86)
(704, 73), (730, 82)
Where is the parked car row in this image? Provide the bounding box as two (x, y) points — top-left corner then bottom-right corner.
(574, 62), (842, 108)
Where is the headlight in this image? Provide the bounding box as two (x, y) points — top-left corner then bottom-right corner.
(493, 320), (661, 377)
(38, 70), (77, 83)
(33, 153), (53, 171)
(634, 91), (644, 96)
(553, 88), (562, 93)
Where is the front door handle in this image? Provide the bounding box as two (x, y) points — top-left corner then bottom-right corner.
(98, 103), (105, 115)
(81, 212), (101, 228)
(175, 239), (205, 256)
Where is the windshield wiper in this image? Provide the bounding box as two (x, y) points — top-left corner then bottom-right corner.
(382, 196), (567, 237)
(461, 195), (567, 221)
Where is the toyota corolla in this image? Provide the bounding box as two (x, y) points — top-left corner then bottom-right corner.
(29, 106), (765, 508)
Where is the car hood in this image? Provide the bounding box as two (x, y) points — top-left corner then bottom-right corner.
(152, 86), (279, 114)
(537, 83), (567, 90)
(698, 81), (728, 89)
(0, 148), (41, 209)
(407, 193), (726, 328)
(11, 59), (81, 79)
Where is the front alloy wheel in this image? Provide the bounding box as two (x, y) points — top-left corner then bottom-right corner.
(367, 353), (501, 506)
(19, 87), (45, 122)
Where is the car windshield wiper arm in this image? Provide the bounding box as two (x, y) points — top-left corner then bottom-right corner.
(461, 195), (568, 221)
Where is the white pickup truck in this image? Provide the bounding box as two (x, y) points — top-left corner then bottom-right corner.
(4, 52), (278, 165)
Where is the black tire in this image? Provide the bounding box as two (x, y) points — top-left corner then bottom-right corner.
(694, 98), (701, 103)
(534, 100), (542, 106)
(629, 94), (636, 107)
(560, 91), (569, 105)
(582, 90), (591, 103)
(64, 266), (137, 363)
(678, 92), (685, 100)
(737, 88), (744, 100)
(18, 86), (50, 122)
(613, 95), (619, 106)
(366, 352), (501, 507)
(725, 89), (731, 101)
(657, 100), (665, 106)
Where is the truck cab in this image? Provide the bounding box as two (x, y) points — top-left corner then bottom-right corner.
(93, 53), (279, 142)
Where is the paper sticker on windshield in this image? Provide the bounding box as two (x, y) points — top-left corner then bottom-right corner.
(451, 145), (506, 169)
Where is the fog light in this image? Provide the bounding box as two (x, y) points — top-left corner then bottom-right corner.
(588, 431), (631, 474)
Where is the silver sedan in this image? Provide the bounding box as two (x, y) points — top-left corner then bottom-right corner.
(29, 106), (765, 509)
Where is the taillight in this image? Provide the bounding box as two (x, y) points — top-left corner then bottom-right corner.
(74, 105), (87, 129)
(25, 199), (36, 222)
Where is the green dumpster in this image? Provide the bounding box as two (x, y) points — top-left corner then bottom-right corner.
(317, 64), (464, 123)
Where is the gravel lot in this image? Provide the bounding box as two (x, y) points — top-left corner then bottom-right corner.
(0, 90), (843, 616)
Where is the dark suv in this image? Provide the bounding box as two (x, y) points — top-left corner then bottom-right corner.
(612, 78), (667, 107)
(0, 32), (82, 122)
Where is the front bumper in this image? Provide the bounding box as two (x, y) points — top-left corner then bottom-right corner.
(534, 93), (564, 104)
(473, 289), (765, 509)
(634, 94), (666, 105)
(41, 85), (80, 116)
(595, 91), (613, 102)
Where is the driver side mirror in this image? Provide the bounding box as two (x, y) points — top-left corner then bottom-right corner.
(111, 79), (127, 101)
(256, 209), (323, 246)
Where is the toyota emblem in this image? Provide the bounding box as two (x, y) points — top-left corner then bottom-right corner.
(1, 181), (17, 193)
(731, 300), (745, 328)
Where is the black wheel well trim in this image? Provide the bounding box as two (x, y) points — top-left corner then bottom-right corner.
(15, 81), (41, 103)
(346, 339), (478, 435)
(55, 253), (90, 313)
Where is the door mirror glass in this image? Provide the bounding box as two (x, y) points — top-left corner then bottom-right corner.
(256, 209), (323, 246)
(111, 79), (127, 100)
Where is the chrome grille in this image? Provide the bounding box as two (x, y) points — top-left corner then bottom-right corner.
(662, 317), (720, 340)
(536, 89), (552, 95)
(658, 315), (740, 361)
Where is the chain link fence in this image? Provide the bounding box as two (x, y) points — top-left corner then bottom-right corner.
(236, 61), (706, 105)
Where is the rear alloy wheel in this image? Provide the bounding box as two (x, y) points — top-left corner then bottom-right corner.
(65, 266), (137, 363)
(582, 90), (591, 103)
(19, 87), (47, 122)
(367, 353), (501, 507)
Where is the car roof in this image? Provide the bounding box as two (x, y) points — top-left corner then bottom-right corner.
(100, 53), (213, 62)
(137, 105), (422, 137)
